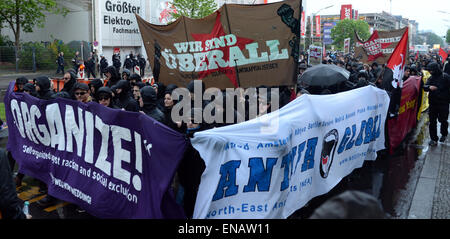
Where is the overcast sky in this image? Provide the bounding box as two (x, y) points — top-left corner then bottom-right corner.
(295, 0), (450, 37)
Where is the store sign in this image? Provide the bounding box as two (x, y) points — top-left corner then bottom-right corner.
(340, 5), (352, 20)
(100, 0), (146, 46)
(315, 15), (321, 37)
(323, 22), (336, 45)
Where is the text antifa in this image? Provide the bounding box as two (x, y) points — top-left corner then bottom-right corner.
(211, 115), (382, 201)
(162, 34), (289, 72)
(9, 99), (149, 192)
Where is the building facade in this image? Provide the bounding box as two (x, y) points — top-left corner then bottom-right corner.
(2, 0), (152, 66)
(319, 11), (418, 48)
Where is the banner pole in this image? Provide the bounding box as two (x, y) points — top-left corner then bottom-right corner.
(224, 4), (241, 88)
(295, 1), (303, 94)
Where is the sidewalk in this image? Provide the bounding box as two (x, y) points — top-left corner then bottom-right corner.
(408, 113), (450, 219)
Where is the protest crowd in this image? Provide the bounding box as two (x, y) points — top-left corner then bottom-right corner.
(1, 46), (448, 219)
(1, 0), (450, 220)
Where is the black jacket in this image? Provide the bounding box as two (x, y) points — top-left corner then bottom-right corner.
(140, 86), (166, 124)
(424, 73), (450, 105)
(97, 87), (120, 109)
(112, 54), (121, 68)
(100, 57), (108, 71)
(138, 56), (146, 68)
(72, 55), (80, 68)
(105, 66), (120, 87)
(61, 71), (77, 98)
(424, 62), (450, 105)
(89, 79), (104, 101)
(124, 57), (134, 70)
(114, 80), (140, 112)
(35, 76), (54, 100)
(57, 55), (64, 66)
(85, 57), (95, 71)
(0, 148), (26, 219)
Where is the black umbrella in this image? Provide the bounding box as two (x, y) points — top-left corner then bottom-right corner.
(298, 64), (350, 87)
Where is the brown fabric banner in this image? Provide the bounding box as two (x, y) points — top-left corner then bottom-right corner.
(136, 0), (301, 89)
(354, 27), (408, 65)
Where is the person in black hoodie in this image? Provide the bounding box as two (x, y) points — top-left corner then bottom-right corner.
(52, 91), (72, 99)
(88, 78), (104, 102)
(56, 52), (65, 75)
(140, 85), (166, 123)
(15, 76), (28, 92)
(34, 77), (58, 207)
(96, 87), (119, 109)
(85, 53), (96, 78)
(34, 76), (54, 100)
(112, 52), (121, 74)
(113, 80), (139, 112)
(423, 62), (450, 145)
(177, 108), (207, 218)
(61, 69), (77, 98)
(132, 81), (145, 109)
(99, 54), (108, 78)
(122, 69), (131, 81)
(162, 84), (184, 132)
(10, 76), (30, 188)
(153, 82), (166, 111)
(137, 53), (146, 77)
(104, 66), (121, 87)
(124, 55), (134, 72)
(23, 83), (37, 97)
(128, 73), (142, 85)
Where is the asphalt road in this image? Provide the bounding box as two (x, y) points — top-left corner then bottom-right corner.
(0, 70), (59, 100)
(16, 177), (96, 219)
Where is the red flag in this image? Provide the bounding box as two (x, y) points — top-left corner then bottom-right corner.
(383, 27), (409, 117)
(386, 27), (409, 88)
(439, 47), (448, 61)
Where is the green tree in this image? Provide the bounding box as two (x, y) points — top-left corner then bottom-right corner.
(0, 0), (68, 49)
(330, 19), (370, 50)
(446, 29), (450, 44)
(170, 0), (218, 19)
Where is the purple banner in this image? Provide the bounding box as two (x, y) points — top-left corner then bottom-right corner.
(4, 82), (187, 219)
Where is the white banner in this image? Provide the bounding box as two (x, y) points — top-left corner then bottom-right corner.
(344, 38), (351, 55)
(308, 45), (322, 65)
(191, 86), (390, 219)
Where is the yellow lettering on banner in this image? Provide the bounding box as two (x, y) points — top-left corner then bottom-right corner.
(399, 105), (406, 115)
(406, 99), (416, 110)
